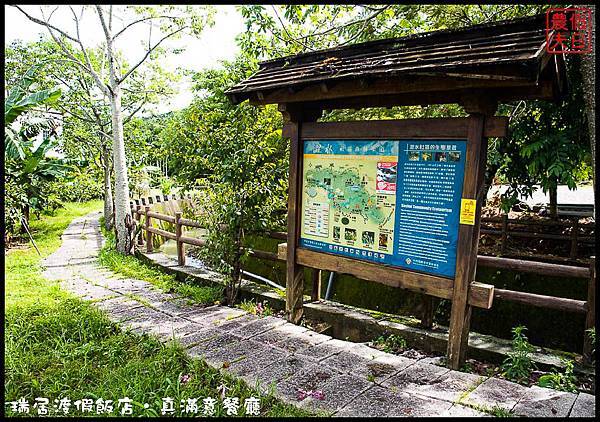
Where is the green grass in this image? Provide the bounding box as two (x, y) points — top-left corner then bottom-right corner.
(97, 221), (223, 305)
(5, 202), (313, 417)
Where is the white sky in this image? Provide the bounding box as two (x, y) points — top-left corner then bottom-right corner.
(4, 5), (246, 113)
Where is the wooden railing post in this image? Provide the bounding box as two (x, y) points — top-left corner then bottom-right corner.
(310, 268), (321, 301)
(570, 218), (579, 259)
(175, 211), (185, 266)
(420, 295), (434, 329)
(501, 213), (508, 255)
(145, 206), (152, 253)
(583, 256), (595, 363)
(136, 205), (143, 246)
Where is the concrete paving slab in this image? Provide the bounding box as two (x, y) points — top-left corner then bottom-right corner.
(252, 355), (316, 387)
(410, 370), (485, 403)
(513, 385), (577, 418)
(335, 385), (452, 417)
(568, 392), (595, 417)
(462, 377), (529, 412)
(441, 403), (491, 417)
(177, 327), (222, 349)
(275, 330), (331, 354)
(295, 338), (353, 362)
(252, 323), (309, 347)
(187, 332), (243, 358)
(229, 315), (287, 339)
(381, 361), (451, 393)
(298, 373), (373, 414)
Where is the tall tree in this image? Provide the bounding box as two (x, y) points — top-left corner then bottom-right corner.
(14, 5), (214, 252)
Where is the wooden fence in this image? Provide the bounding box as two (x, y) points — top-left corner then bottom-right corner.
(480, 215), (595, 259)
(129, 195), (596, 362)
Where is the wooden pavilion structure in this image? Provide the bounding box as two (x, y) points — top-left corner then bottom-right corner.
(226, 13), (567, 369)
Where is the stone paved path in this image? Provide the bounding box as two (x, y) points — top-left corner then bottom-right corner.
(41, 211), (595, 417)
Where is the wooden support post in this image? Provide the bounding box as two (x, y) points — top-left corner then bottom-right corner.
(282, 106), (305, 324)
(136, 205), (143, 246)
(175, 211), (185, 266)
(501, 213), (508, 255)
(570, 218), (579, 259)
(145, 206), (152, 253)
(420, 295), (435, 329)
(583, 256), (595, 363)
(447, 112), (489, 369)
(310, 268), (321, 302)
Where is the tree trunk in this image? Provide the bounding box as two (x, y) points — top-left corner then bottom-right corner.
(549, 184), (558, 220)
(109, 84), (131, 253)
(580, 5), (595, 219)
(20, 205), (30, 234)
(102, 146), (114, 230)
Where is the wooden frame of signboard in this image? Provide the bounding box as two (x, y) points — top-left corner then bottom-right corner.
(281, 106), (507, 369)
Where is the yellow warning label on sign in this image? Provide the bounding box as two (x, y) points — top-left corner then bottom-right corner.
(460, 199), (476, 225)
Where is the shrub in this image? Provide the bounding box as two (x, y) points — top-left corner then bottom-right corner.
(501, 325), (536, 384)
(53, 169), (104, 202)
(537, 358), (578, 392)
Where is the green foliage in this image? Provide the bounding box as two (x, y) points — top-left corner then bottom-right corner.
(5, 203), (310, 417)
(98, 225), (224, 305)
(162, 59), (287, 305)
(237, 300), (274, 317)
(159, 176), (176, 195)
(52, 169), (104, 202)
(586, 328), (596, 351)
(373, 334), (407, 353)
(537, 358), (578, 393)
(501, 325), (537, 384)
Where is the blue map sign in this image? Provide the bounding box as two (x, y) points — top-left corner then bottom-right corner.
(299, 139), (467, 278)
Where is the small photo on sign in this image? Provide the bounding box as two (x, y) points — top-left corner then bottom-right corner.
(362, 231), (375, 247)
(449, 151), (461, 162)
(378, 233), (388, 248)
(408, 151), (420, 161)
(421, 151), (433, 161)
(344, 228), (357, 242)
(333, 226), (340, 240)
(376, 162), (397, 193)
(435, 152), (447, 162)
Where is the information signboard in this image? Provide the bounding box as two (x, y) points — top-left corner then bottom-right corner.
(299, 139), (467, 278)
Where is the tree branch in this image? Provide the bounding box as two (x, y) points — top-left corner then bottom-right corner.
(118, 25), (188, 83)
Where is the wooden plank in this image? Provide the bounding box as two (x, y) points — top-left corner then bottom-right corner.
(146, 211), (176, 224)
(179, 235), (206, 248)
(494, 289), (587, 313)
(476, 255), (590, 278)
(179, 217), (203, 228)
(301, 117), (508, 139)
(273, 81), (555, 111)
(146, 226), (177, 241)
(284, 245), (494, 308)
(583, 257), (596, 362)
(447, 113), (486, 369)
(257, 74), (536, 105)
